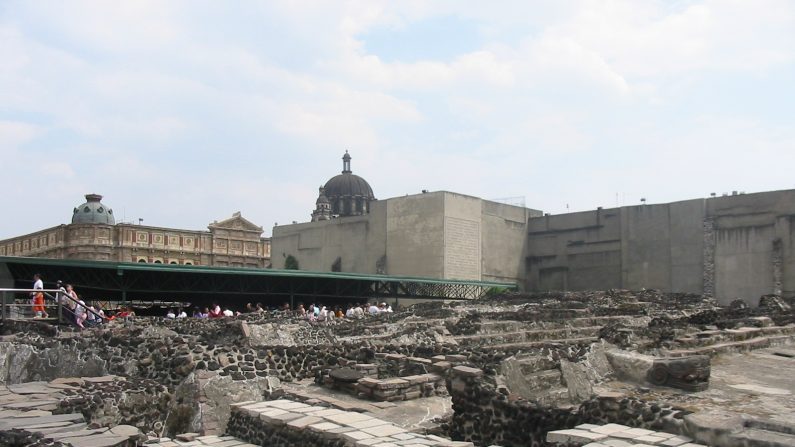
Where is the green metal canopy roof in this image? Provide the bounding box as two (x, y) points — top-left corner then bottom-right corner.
(0, 256), (515, 305)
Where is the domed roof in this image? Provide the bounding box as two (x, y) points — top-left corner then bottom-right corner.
(322, 151), (375, 200)
(71, 193), (115, 225)
(323, 173), (375, 199)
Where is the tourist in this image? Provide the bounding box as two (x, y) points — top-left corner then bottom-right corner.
(345, 304), (356, 318)
(257, 303), (267, 313)
(31, 273), (48, 318)
(246, 302), (256, 313)
(195, 307), (209, 318)
(74, 295), (87, 329)
(166, 309), (176, 319)
(368, 302), (380, 315)
(295, 303), (306, 317)
(177, 308), (188, 318)
(85, 304), (100, 327)
(208, 303), (222, 318)
(222, 308), (234, 317)
(354, 303), (364, 318)
(60, 284), (77, 323)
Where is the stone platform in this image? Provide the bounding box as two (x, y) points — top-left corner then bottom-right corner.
(226, 398), (472, 447)
(0, 379), (143, 447)
(548, 424), (707, 447)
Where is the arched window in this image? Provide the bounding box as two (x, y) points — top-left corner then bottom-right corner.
(356, 198), (363, 213)
(138, 259), (147, 263)
(154, 260), (162, 264)
(343, 198), (351, 215)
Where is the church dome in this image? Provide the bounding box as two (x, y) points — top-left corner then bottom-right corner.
(323, 173), (375, 200)
(321, 151), (375, 217)
(71, 193), (115, 225)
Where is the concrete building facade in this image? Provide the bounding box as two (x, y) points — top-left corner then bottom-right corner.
(0, 194), (271, 268)
(272, 191), (542, 284)
(526, 190), (795, 305)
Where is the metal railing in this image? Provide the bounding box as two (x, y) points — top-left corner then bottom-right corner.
(0, 288), (104, 326)
(0, 288), (63, 321)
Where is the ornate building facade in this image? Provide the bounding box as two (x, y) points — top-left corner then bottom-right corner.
(0, 194), (271, 268)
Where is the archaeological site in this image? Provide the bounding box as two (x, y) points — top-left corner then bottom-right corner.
(1, 287), (794, 447)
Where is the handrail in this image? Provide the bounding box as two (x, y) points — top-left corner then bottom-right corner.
(0, 287), (104, 324)
(50, 289), (105, 320)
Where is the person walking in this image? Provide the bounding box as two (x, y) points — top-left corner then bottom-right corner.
(31, 273), (48, 318)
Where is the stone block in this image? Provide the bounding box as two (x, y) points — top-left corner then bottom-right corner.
(431, 355), (446, 363)
(590, 423), (631, 435)
(348, 418), (390, 429)
(376, 379), (409, 390)
(635, 435), (670, 444)
(408, 357), (432, 365)
(451, 366), (482, 378)
(385, 354), (406, 361)
(547, 429), (608, 444)
(444, 355), (467, 362)
(325, 412), (372, 425)
(359, 377), (381, 388)
(285, 415), (322, 429)
(431, 362), (452, 373)
(342, 430), (376, 442)
(660, 436), (694, 446)
(403, 391), (421, 400)
(308, 421), (342, 433)
(361, 424), (408, 437)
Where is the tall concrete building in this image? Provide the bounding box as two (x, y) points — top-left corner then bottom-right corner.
(0, 194), (271, 268)
(272, 153), (795, 305)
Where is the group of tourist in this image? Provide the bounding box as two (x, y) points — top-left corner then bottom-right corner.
(28, 273), (134, 329)
(163, 300), (395, 322)
(296, 302), (393, 323)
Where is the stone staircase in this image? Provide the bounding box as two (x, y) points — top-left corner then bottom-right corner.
(664, 324), (795, 357)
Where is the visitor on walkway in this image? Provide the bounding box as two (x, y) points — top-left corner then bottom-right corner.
(31, 273), (48, 318)
(166, 309), (176, 319)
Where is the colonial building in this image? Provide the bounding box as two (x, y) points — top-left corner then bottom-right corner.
(0, 194), (271, 268)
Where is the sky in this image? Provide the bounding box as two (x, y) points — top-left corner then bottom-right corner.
(1, 0), (794, 239)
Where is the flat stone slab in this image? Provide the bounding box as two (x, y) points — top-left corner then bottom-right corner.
(62, 435), (131, 447)
(7, 383), (52, 394)
(330, 367), (364, 383)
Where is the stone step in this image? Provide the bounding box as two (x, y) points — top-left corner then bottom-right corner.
(666, 335), (795, 357)
(474, 315), (640, 332)
(488, 336), (599, 350)
(453, 326), (601, 345)
(674, 326), (795, 348)
(730, 428), (795, 447)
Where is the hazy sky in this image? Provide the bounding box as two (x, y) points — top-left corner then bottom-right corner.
(2, 1), (794, 239)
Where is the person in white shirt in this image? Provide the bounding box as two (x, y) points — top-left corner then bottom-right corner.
(177, 309), (187, 318)
(166, 309), (176, 319)
(222, 308), (234, 317)
(368, 303), (380, 315)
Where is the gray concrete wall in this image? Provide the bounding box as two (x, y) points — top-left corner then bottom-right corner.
(270, 191), (541, 285)
(526, 189), (795, 305)
(386, 192), (446, 278)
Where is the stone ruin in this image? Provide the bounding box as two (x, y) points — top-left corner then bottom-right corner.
(0, 289), (794, 447)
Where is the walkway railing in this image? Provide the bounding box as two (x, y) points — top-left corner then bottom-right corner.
(0, 288), (104, 326)
(0, 288), (63, 322)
